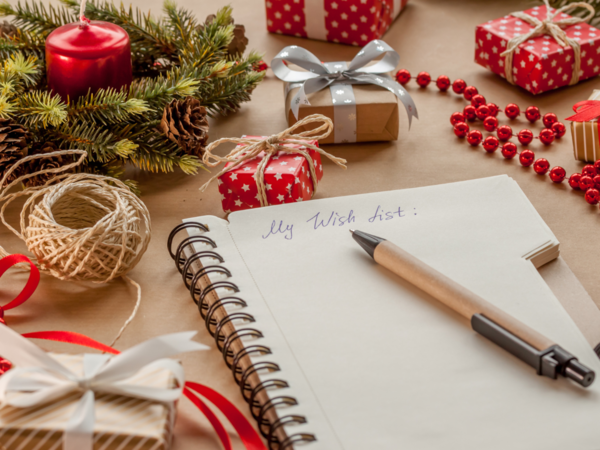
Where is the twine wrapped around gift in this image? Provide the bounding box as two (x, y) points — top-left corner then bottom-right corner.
(0, 150), (151, 346)
(500, 0), (595, 86)
(200, 114), (347, 206)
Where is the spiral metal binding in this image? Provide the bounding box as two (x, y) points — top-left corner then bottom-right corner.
(168, 223), (317, 449)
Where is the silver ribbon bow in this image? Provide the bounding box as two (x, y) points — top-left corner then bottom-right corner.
(0, 326), (208, 450)
(272, 40), (418, 143)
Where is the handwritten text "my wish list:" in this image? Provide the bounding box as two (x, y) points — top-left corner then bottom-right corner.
(262, 205), (417, 241)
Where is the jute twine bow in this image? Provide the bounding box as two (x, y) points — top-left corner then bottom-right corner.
(0, 150), (151, 346)
(500, 0), (595, 86)
(200, 114), (347, 206)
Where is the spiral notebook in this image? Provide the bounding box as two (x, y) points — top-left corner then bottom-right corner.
(169, 175), (600, 450)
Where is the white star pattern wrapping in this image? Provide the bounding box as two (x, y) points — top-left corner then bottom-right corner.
(265, 0), (409, 46)
(217, 136), (324, 212)
(475, 5), (600, 94)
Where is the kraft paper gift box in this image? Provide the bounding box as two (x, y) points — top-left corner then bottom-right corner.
(0, 353), (176, 450)
(284, 83), (400, 144)
(273, 40), (417, 145)
(570, 90), (600, 163)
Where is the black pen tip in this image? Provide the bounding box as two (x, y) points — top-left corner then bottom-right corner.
(351, 230), (386, 259)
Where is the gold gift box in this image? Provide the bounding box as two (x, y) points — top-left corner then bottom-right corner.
(0, 353), (175, 450)
(570, 89), (600, 163)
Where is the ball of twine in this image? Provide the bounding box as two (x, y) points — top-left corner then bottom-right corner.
(0, 150), (151, 345)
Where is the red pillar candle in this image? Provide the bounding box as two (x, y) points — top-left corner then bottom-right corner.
(46, 20), (132, 101)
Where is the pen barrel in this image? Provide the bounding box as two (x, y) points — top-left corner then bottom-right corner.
(374, 241), (555, 351)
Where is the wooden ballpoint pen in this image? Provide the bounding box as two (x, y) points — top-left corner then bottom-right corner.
(350, 229), (595, 388)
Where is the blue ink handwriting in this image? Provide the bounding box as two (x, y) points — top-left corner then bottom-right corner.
(262, 220), (294, 240)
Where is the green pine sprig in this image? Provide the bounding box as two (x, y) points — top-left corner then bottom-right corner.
(0, 0), (265, 184)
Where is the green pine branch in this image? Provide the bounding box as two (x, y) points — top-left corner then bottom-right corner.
(0, 29), (45, 59)
(68, 88), (152, 125)
(0, 0), (75, 35)
(0, 0), (264, 178)
(18, 90), (67, 127)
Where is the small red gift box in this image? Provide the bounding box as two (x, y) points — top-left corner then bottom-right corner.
(475, 5), (600, 94)
(265, 0), (408, 46)
(217, 136), (323, 213)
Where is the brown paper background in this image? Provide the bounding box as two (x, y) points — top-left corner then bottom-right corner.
(3, 1), (600, 449)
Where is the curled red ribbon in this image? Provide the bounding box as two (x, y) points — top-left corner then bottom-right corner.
(565, 100), (600, 122)
(21, 330), (267, 450)
(0, 254), (40, 323)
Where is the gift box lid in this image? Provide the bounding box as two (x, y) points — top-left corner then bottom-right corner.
(478, 5), (600, 60)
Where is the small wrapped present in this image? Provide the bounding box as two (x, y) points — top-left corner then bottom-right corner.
(265, 0), (409, 46)
(567, 90), (600, 162)
(200, 115), (346, 213)
(475, 1), (599, 95)
(0, 328), (206, 450)
(272, 40), (417, 144)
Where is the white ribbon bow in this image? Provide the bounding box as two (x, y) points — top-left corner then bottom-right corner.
(0, 326), (208, 450)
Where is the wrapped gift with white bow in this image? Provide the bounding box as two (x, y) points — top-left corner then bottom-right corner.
(272, 40), (418, 144)
(0, 326), (208, 450)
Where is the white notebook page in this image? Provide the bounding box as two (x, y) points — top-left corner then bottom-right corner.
(189, 176), (600, 449)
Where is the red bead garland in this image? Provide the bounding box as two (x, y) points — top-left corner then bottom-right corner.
(416, 72), (431, 88)
(525, 106), (541, 123)
(483, 116), (498, 132)
(452, 79), (466, 94)
(450, 112), (465, 126)
(582, 164), (596, 177)
(395, 68), (600, 210)
(436, 75), (450, 91)
(549, 166), (566, 183)
(569, 173), (582, 190)
(533, 158), (550, 175)
(501, 142), (518, 159)
(454, 122), (469, 138)
(517, 129), (533, 145)
(585, 189), (600, 205)
(482, 136), (499, 153)
(395, 69), (411, 85)
(505, 103), (520, 120)
(543, 113), (558, 128)
(519, 150), (535, 167)
(467, 130), (483, 146)
(463, 86), (478, 101)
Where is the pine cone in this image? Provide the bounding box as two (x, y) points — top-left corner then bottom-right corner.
(0, 21), (17, 39)
(159, 97), (209, 157)
(0, 118), (30, 186)
(228, 24), (248, 55)
(23, 142), (72, 188)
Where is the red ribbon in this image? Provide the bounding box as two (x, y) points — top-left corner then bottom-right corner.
(0, 254), (39, 322)
(20, 331), (267, 450)
(565, 100), (600, 122)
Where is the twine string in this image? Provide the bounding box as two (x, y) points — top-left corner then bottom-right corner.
(0, 150), (151, 347)
(200, 114), (346, 207)
(79, 0), (90, 26)
(500, 0), (595, 86)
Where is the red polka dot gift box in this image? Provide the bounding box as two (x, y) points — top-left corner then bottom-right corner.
(217, 137), (323, 213)
(265, 0), (409, 46)
(475, 4), (600, 95)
